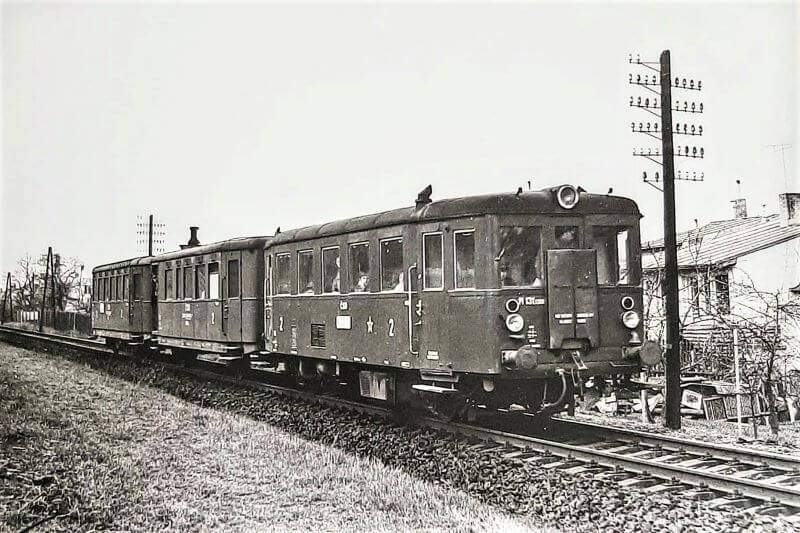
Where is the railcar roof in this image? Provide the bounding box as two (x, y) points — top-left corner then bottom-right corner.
(270, 189), (640, 246)
(93, 256), (153, 273)
(151, 236), (271, 263)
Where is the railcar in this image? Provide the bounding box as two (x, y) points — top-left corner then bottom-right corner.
(253, 185), (660, 417)
(91, 257), (156, 351)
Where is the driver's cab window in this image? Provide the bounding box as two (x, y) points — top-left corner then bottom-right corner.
(591, 226), (633, 285)
(497, 227), (543, 288)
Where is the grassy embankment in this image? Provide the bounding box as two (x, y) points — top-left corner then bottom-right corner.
(0, 344), (548, 532)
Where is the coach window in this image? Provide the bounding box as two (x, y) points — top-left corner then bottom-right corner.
(184, 266), (193, 299)
(454, 230), (476, 289)
(498, 227), (543, 288)
(590, 227), (632, 285)
(322, 247), (340, 293)
(208, 262), (220, 299)
(275, 254), (291, 294)
(349, 243), (370, 292)
(228, 260), (240, 298)
(195, 265), (206, 299)
(132, 273), (142, 301)
(114, 275), (120, 300)
(555, 226), (580, 249)
(423, 233), (443, 290)
(380, 238), (404, 292)
(298, 251), (315, 294)
(123, 274), (129, 300)
(177, 266), (184, 299)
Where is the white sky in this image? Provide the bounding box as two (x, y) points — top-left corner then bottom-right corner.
(1, 1), (797, 275)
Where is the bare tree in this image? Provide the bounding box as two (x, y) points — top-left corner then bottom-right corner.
(10, 253), (85, 313)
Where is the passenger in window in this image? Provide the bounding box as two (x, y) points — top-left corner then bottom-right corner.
(332, 257), (340, 292)
(393, 271), (404, 292)
(355, 272), (369, 292)
(555, 226), (579, 249)
(303, 282), (315, 294)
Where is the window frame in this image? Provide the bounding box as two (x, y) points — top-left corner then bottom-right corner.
(227, 259), (240, 299)
(274, 253), (291, 295)
(297, 249), (315, 295)
(422, 232), (444, 291)
(321, 246), (341, 294)
(183, 265), (193, 300)
(123, 273), (129, 301)
(497, 226), (544, 288)
(348, 241), (370, 294)
(453, 229), (476, 290)
(208, 262), (220, 300)
(176, 266), (183, 300)
(379, 237), (404, 293)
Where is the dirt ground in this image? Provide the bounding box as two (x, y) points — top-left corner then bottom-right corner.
(0, 343), (552, 532)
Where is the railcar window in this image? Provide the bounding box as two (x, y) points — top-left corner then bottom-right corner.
(454, 231), (476, 289)
(105, 277), (109, 301)
(177, 266), (183, 299)
(349, 243), (370, 293)
(555, 226), (580, 249)
(115, 275), (121, 300)
(275, 254), (291, 295)
(123, 274), (129, 300)
(132, 273), (142, 301)
(322, 247), (340, 293)
(184, 267), (193, 299)
(166, 268), (174, 300)
(423, 234), (443, 290)
(380, 238), (404, 292)
(228, 260), (240, 298)
(497, 227), (543, 288)
(298, 251), (315, 294)
(590, 226), (632, 285)
(195, 265), (206, 299)
(208, 263), (220, 299)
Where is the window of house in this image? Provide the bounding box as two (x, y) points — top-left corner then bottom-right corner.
(208, 262), (219, 299)
(555, 226), (580, 249)
(380, 238), (404, 292)
(176, 266), (183, 299)
(715, 273), (730, 314)
(591, 226), (632, 285)
(423, 233), (443, 290)
(322, 247), (340, 293)
(298, 251), (314, 294)
(184, 266), (193, 299)
(123, 274), (129, 300)
(688, 276), (700, 318)
(275, 254), (291, 294)
(165, 268), (174, 300)
(454, 230), (476, 289)
(228, 259), (240, 298)
(195, 265), (206, 299)
(132, 273), (142, 300)
(498, 227), (542, 287)
(350, 243), (370, 293)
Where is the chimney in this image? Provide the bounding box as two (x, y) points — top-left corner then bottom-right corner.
(731, 198), (747, 219)
(779, 193), (800, 226)
(180, 226), (200, 249)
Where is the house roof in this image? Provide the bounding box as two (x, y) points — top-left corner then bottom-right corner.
(642, 214), (800, 270)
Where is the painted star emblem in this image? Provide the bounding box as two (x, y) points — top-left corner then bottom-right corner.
(366, 316), (374, 333)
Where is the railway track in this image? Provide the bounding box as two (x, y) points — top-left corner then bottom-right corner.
(2, 325), (799, 520)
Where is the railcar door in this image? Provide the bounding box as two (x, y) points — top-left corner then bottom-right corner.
(416, 225), (448, 369)
(150, 264), (159, 334)
(546, 249), (599, 349)
(264, 252), (272, 350)
(222, 251), (243, 343)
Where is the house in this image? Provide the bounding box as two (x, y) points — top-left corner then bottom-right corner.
(641, 193), (800, 376)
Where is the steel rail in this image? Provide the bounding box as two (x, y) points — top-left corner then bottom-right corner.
(2, 325), (799, 512)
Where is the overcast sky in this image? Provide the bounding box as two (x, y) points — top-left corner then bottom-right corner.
(1, 2), (797, 276)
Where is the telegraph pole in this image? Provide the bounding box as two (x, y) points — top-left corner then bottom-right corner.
(39, 247), (52, 332)
(629, 50), (704, 429)
(148, 214), (154, 256)
(660, 50), (682, 429)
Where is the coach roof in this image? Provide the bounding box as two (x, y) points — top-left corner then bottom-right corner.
(270, 188), (640, 246)
(152, 236), (271, 263)
(93, 256), (153, 273)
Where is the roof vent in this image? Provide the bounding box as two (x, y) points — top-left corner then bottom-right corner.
(415, 184), (432, 210)
(180, 226), (201, 249)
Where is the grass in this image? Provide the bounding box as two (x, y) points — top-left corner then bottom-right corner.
(0, 343), (551, 532)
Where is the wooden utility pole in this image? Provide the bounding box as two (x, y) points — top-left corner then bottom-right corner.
(39, 247), (52, 332)
(660, 50), (682, 429)
(1, 273), (12, 324)
(148, 214), (154, 256)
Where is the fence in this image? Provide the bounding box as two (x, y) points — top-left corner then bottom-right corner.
(10, 309), (92, 336)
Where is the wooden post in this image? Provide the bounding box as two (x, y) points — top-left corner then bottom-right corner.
(1, 272), (11, 324)
(39, 247), (52, 332)
(660, 49), (682, 430)
(148, 214), (154, 256)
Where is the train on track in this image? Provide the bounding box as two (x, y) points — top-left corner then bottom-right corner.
(92, 185), (661, 418)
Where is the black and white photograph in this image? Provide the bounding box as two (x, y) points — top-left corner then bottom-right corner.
(1, 1), (798, 531)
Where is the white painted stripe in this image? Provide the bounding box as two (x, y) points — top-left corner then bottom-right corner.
(554, 313), (573, 319)
(576, 312), (595, 318)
